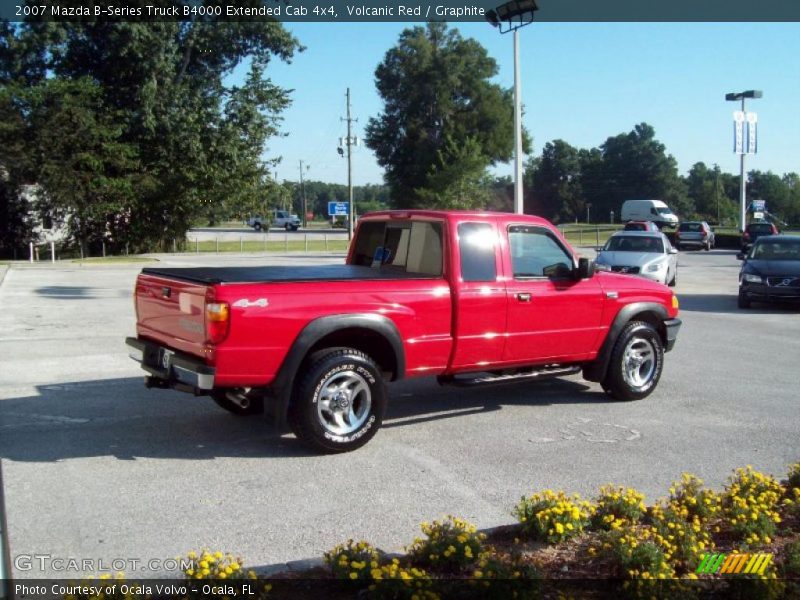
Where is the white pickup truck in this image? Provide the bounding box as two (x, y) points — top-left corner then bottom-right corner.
(248, 210), (301, 231)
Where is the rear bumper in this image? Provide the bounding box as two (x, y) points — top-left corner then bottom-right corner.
(126, 337), (215, 390)
(677, 237), (710, 247)
(664, 318), (681, 352)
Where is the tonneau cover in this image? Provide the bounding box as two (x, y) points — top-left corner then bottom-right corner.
(140, 264), (432, 285)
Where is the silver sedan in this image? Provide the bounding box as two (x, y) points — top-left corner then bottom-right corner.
(596, 231), (678, 286)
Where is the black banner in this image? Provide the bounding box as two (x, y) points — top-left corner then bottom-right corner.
(2, 0), (800, 23)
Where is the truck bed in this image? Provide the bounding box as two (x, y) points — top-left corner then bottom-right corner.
(141, 264), (435, 285)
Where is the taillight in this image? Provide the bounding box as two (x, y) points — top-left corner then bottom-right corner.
(676, 231), (681, 238)
(743, 232), (750, 240)
(206, 302), (230, 344)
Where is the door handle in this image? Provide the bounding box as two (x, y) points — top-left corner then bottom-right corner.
(516, 293), (532, 302)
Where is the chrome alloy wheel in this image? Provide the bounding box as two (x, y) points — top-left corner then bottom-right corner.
(316, 370), (372, 436)
(621, 337), (657, 388)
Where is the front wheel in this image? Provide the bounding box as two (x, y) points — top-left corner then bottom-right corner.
(288, 348), (386, 453)
(253, 222), (262, 232)
(738, 291), (751, 309)
(601, 321), (664, 401)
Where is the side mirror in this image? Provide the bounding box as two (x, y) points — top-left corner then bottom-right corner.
(736, 252), (746, 261)
(668, 247), (678, 254)
(576, 257), (596, 279)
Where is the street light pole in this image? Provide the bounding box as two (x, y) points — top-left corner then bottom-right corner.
(512, 30), (523, 214)
(725, 90), (762, 232)
(486, 0), (538, 215)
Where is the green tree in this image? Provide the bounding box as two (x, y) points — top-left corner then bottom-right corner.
(525, 139), (584, 222)
(685, 162), (736, 224)
(586, 123), (692, 220)
(365, 22), (520, 208)
(748, 170), (791, 222)
(0, 15), (300, 252)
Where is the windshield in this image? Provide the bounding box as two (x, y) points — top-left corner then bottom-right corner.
(604, 236), (664, 253)
(748, 223), (774, 234)
(679, 222), (703, 232)
(752, 240), (800, 261)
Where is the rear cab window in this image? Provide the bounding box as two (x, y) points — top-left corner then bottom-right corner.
(351, 220), (444, 277)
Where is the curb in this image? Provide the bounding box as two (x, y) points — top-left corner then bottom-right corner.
(250, 524), (513, 578)
(0, 265), (7, 287)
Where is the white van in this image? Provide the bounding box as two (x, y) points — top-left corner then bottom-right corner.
(621, 199), (679, 229)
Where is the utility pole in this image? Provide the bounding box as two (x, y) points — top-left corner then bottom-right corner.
(299, 160), (307, 228)
(341, 88), (358, 240)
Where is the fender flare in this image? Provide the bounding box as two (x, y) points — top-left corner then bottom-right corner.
(269, 314), (406, 426)
(582, 302), (668, 383)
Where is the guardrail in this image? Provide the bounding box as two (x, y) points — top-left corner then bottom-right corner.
(13, 232), (352, 262)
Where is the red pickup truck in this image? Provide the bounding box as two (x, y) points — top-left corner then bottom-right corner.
(126, 211), (681, 453)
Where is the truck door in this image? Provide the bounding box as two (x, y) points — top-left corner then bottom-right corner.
(502, 224), (604, 364)
(449, 220), (508, 371)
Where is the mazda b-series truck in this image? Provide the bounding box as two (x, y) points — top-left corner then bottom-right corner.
(126, 211), (681, 453)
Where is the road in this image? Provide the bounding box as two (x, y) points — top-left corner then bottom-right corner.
(1, 249), (798, 578)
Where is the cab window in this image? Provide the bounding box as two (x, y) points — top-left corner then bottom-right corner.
(508, 225), (574, 279)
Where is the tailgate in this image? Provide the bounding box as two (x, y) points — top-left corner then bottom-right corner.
(134, 273), (210, 358)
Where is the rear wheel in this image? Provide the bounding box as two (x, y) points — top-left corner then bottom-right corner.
(288, 348), (386, 453)
(601, 321), (664, 401)
(211, 388), (264, 416)
(284, 223), (291, 231)
(253, 222), (262, 232)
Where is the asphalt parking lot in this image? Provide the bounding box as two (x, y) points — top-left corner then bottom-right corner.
(1, 248), (799, 577)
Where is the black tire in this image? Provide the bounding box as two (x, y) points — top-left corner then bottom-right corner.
(211, 389), (264, 416)
(288, 348), (386, 453)
(668, 267), (677, 287)
(738, 291), (751, 309)
(705, 241), (711, 251)
(601, 321), (664, 401)
(253, 222), (262, 232)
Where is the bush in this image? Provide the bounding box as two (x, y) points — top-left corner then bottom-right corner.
(514, 490), (594, 543)
(324, 539), (382, 581)
(406, 516), (486, 571)
(667, 473), (721, 523)
(594, 523), (676, 579)
(721, 466), (783, 547)
(648, 502), (714, 572)
(592, 485), (646, 530)
(786, 462), (800, 492)
(367, 559), (438, 600)
(182, 549), (250, 580)
(782, 539), (800, 577)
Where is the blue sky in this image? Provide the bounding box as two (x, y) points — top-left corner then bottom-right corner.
(240, 22), (800, 186)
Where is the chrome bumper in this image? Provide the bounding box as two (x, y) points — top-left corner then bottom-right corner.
(125, 337), (215, 390)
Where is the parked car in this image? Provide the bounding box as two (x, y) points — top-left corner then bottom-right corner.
(621, 199), (679, 229)
(624, 221), (660, 232)
(737, 236), (800, 308)
(741, 222), (779, 253)
(675, 221), (715, 251)
(126, 210), (681, 453)
(596, 231), (678, 286)
(248, 210), (301, 231)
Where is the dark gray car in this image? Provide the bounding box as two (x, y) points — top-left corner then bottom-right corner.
(676, 221), (714, 251)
